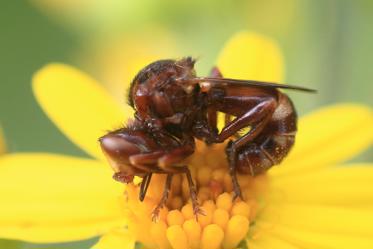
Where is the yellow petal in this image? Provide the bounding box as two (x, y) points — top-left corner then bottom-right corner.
(0, 126), (6, 155)
(32, 64), (133, 160)
(0, 153), (126, 243)
(260, 204), (373, 237)
(216, 31), (284, 82)
(249, 235), (299, 249)
(271, 104), (373, 177)
(91, 229), (135, 249)
(270, 164), (373, 207)
(256, 221), (373, 249)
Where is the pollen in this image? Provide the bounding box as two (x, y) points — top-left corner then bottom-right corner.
(125, 141), (268, 249)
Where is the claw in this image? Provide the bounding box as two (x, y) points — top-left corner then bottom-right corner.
(191, 198), (205, 221)
(151, 205), (163, 223)
(232, 177), (244, 202)
(151, 195), (168, 223)
(232, 189), (244, 202)
(192, 203), (205, 221)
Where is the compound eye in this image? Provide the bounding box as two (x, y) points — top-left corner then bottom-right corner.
(99, 133), (140, 173)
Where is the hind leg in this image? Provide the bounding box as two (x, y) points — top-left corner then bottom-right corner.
(237, 143), (274, 176)
(225, 120), (272, 200)
(226, 141), (243, 200)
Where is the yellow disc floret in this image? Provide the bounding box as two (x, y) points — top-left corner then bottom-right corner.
(125, 141), (268, 249)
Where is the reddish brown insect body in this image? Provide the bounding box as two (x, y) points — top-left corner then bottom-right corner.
(99, 57), (316, 219)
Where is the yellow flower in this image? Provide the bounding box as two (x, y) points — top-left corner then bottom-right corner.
(0, 31), (372, 249)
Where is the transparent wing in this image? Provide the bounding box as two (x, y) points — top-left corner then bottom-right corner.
(190, 77), (317, 93)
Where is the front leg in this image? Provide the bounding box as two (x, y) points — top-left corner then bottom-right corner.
(192, 107), (219, 144)
(139, 173), (153, 201)
(192, 119), (218, 144)
(157, 144), (195, 169)
(152, 173), (173, 222)
(183, 167), (205, 219)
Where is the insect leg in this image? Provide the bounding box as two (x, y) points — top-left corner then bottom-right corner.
(223, 102), (276, 201)
(228, 118), (274, 200)
(158, 145), (194, 169)
(225, 141), (243, 201)
(129, 150), (165, 172)
(183, 167), (205, 219)
(129, 151), (165, 165)
(225, 114), (232, 127)
(214, 99), (276, 143)
(207, 107), (218, 131)
(192, 107), (219, 144)
(152, 173), (173, 222)
(139, 173), (153, 201)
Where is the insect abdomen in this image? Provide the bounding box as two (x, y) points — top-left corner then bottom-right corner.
(236, 93), (297, 176)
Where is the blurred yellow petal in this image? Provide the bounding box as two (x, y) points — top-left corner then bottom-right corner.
(271, 104), (373, 176)
(260, 204), (373, 237)
(249, 235), (299, 249)
(92, 229), (135, 249)
(33, 64), (133, 161)
(0, 126), (6, 154)
(270, 164), (373, 207)
(217, 31), (284, 82)
(0, 153), (126, 243)
(2, 220), (126, 245)
(257, 221), (373, 249)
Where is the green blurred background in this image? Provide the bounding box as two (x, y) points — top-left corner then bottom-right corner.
(0, 0), (372, 248)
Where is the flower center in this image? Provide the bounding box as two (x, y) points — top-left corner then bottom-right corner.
(124, 141), (269, 249)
